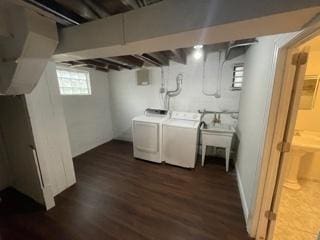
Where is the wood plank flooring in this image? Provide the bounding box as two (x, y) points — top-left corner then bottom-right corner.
(0, 140), (252, 240)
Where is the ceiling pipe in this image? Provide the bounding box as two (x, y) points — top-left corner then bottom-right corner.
(164, 73), (183, 110)
(22, 0), (86, 25)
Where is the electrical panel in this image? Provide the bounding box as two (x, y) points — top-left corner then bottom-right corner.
(136, 69), (150, 86)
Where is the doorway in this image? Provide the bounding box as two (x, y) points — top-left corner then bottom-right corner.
(272, 35), (320, 239)
(257, 32), (320, 240)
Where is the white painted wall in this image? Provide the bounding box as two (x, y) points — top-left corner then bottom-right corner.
(235, 35), (282, 221)
(109, 52), (244, 141)
(295, 51), (320, 132)
(60, 67), (113, 157)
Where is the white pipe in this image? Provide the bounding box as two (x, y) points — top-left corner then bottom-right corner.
(202, 50), (225, 98)
(164, 73), (183, 110)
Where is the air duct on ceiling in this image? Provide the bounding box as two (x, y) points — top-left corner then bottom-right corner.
(0, 3), (58, 95)
(225, 38), (258, 61)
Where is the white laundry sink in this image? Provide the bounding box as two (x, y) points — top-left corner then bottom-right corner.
(200, 123), (235, 172)
(201, 123), (235, 134)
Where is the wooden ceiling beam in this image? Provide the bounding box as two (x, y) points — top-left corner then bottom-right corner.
(134, 54), (161, 67)
(169, 49), (187, 65)
(81, 0), (110, 18)
(111, 56), (144, 67)
(119, 0), (140, 9)
(145, 52), (169, 66)
(97, 58), (133, 70)
(80, 59), (107, 68)
(62, 60), (110, 72)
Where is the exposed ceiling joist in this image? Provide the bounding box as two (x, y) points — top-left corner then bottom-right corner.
(134, 54), (162, 67)
(23, 0), (87, 25)
(141, 53), (162, 66)
(67, 61), (88, 67)
(96, 58), (133, 70)
(86, 65), (110, 72)
(145, 52), (169, 66)
(54, 0), (320, 62)
(64, 60), (110, 72)
(80, 59), (107, 68)
(111, 56), (144, 67)
(94, 66), (109, 73)
(120, 0), (139, 9)
(80, 0), (110, 18)
(19, 0), (173, 71)
(168, 49), (187, 65)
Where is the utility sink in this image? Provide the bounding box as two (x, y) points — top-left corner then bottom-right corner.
(284, 131), (320, 190)
(200, 123), (236, 172)
(201, 123), (235, 134)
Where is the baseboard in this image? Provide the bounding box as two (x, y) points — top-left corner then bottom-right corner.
(235, 165), (249, 224)
(114, 136), (132, 142)
(72, 137), (112, 157)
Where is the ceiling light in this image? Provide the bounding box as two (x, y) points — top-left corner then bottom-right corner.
(193, 49), (203, 60)
(193, 45), (203, 49)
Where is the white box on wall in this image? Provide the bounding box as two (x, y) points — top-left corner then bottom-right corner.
(136, 69), (150, 86)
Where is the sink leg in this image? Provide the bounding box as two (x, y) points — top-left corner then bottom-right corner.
(284, 151), (304, 190)
(202, 145), (206, 167)
(225, 148), (230, 172)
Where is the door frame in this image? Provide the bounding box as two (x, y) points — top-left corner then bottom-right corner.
(249, 22), (320, 240)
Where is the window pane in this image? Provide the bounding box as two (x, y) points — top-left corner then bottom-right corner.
(232, 64), (244, 90)
(235, 71), (243, 77)
(56, 67), (91, 95)
(234, 77), (243, 83)
(235, 66), (244, 71)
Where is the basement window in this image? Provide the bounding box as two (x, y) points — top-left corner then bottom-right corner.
(56, 67), (91, 95)
(232, 64), (244, 90)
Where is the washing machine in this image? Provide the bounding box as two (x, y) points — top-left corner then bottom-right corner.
(132, 109), (168, 163)
(162, 111), (201, 168)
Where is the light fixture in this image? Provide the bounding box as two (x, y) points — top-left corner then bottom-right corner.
(193, 45), (203, 49)
(193, 45), (204, 60)
(193, 50), (203, 60)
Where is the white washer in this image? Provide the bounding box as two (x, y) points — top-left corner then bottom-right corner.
(132, 111), (168, 163)
(162, 111), (201, 168)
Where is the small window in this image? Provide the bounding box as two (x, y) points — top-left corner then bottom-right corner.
(232, 64), (244, 90)
(56, 67), (91, 95)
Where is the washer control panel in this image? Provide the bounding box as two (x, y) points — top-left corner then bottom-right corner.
(171, 111), (201, 121)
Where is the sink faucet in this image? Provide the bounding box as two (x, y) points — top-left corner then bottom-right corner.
(212, 113), (221, 126)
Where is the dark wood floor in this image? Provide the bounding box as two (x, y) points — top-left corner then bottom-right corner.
(0, 140), (252, 240)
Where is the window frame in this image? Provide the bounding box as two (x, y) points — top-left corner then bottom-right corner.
(56, 66), (92, 96)
(231, 63), (244, 90)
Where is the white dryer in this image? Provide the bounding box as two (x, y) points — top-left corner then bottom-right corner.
(162, 111), (201, 168)
(132, 109), (168, 163)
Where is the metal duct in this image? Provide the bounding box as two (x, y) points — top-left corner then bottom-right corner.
(164, 73), (183, 109)
(225, 38), (258, 61)
(0, 3), (58, 95)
